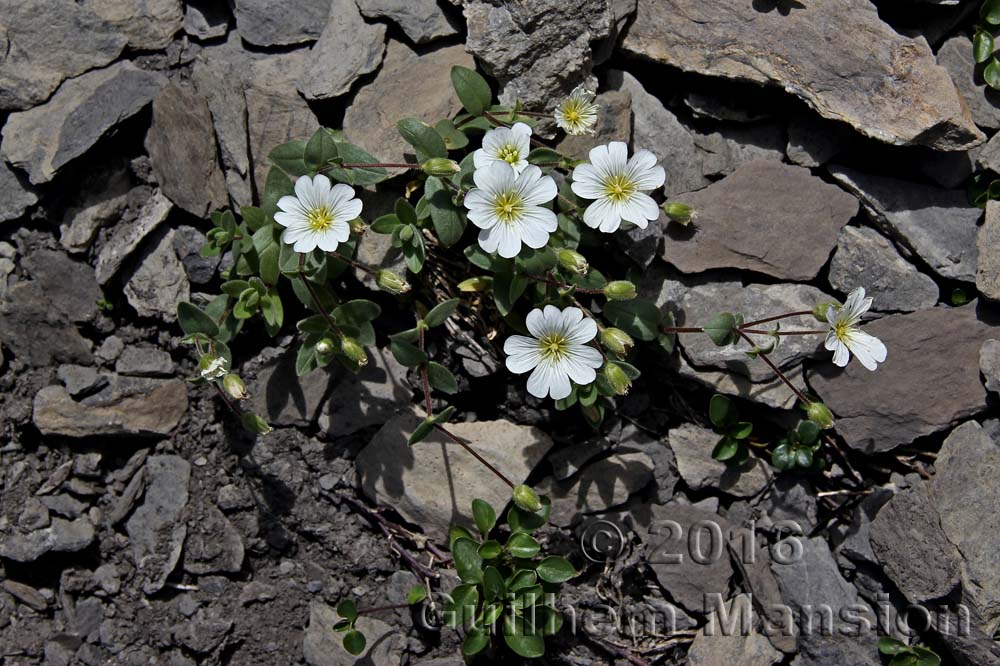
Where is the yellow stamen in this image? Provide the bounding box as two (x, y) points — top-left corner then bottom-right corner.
(538, 333), (568, 361)
(492, 191), (524, 224)
(603, 174), (637, 203)
(497, 144), (521, 165)
(306, 206), (334, 232)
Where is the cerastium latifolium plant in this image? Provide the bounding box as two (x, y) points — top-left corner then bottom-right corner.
(174, 64), (889, 659)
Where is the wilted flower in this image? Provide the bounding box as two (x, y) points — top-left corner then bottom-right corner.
(464, 162), (557, 258)
(473, 122), (532, 176)
(825, 287), (887, 371)
(199, 355), (227, 381)
(571, 142), (665, 233)
(554, 85), (599, 136)
(503, 305), (603, 400)
(275, 174), (361, 253)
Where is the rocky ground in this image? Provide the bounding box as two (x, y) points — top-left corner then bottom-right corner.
(1, 0), (1000, 664)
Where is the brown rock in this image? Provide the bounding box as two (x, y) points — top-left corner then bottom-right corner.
(33, 379), (188, 438)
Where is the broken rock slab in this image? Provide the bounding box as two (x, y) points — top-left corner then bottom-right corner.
(124, 228), (191, 320)
(809, 305), (995, 453)
(297, 0), (386, 100)
(1, 62), (167, 184)
(979, 201), (1000, 302)
(668, 423), (771, 498)
(126, 455), (190, 594)
(233, 0), (330, 46)
(0, 517), (95, 563)
(304, 601), (404, 666)
(81, 0), (184, 50)
(621, 0), (984, 151)
(356, 407), (554, 542)
(536, 451), (654, 527)
(983, 340), (1000, 395)
(95, 189), (173, 285)
(937, 35), (1000, 131)
(355, 0), (458, 45)
(0, 161), (38, 223)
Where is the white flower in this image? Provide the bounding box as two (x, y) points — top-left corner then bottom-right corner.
(274, 174), (361, 253)
(504, 305), (604, 400)
(824, 287), (888, 371)
(200, 357), (227, 381)
(570, 141), (665, 233)
(464, 162), (558, 258)
(474, 122), (532, 176)
(554, 85), (599, 136)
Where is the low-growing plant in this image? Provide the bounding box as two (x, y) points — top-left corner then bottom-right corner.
(332, 585), (428, 655)
(877, 637), (942, 666)
(708, 394), (755, 462)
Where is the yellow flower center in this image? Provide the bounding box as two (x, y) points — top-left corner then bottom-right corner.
(563, 104), (583, 124)
(306, 206), (335, 232)
(497, 144), (521, 165)
(492, 190), (524, 224)
(834, 320), (851, 342)
(603, 174), (637, 203)
(538, 333), (568, 361)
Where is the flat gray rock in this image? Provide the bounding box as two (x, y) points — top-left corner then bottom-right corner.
(668, 423), (771, 498)
(355, 0), (457, 45)
(674, 353), (802, 411)
(298, 0), (386, 100)
(791, 635), (881, 666)
(687, 598), (782, 666)
(182, 503), (245, 575)
(537, 451), (654, 527)
(145, 82), (228, 217)
(0, 282), (93, 367)
(125, 228), (191, 320)
(303, 602), (403, 666)
(126, 455), (190, 594)
(829, 166), (981, 282)
(59, 168), (131, 253)
(95, 189), (172, 285)
(116, 346), (174, 377)
(979, 201), (1000, 302)
(666, 161), (858, 280)
(356, 408), (554, 542)
(0, 0), (127, 111)
(809, 305), (995, 453)
(233, 0), (330, 46)
(0, 517), (95, 562)
(81, 0), (183, 50)
(2, 62), (166, 184)
(343, 40), (472, 164)
(829, 226), (939, 312)
(0, 161), (38, 223)
(937, 35), (1000, 130)
(183, 0), (229, 39)
(21, 250), (102, 324)
(983, 340), (1000, 395)
(621, 0), (984, 151)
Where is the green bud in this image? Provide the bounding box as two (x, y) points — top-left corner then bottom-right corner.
(349, 218), (367, 235)
(315, 337), (336, 356)
(240, 412), (273, 435)
(813, 301), (837, 323)
(604, 280), (637, 301)
(223, 373), (249, 400)
(375, 269), (411, 295)
(512, 484), (542, 513)
(604, 363), (632, 396)
(457, 276), (492, 292)
(662, 202), (694, 225)
(198, 355), (228, 381)
(807, 402), (835, 430)
(243, 290), (260, 310)
(557, 249), (589, 275)
(341, 337), (368, 366)
(600, 328), (634, 357)
(399, 226), (414, 242)
(421, 157), (461, 177)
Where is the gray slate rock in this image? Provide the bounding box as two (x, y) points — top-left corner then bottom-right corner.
(182, 504), (244, 574)
(983, 340), (1000, 395)
(356, 408), (553, 542)
(0, 0), (127, 111)
(674, 349), (803, 411)
(81, 0), (183, 50)
(0, 517), (95, 562)
(0, 161), (38, 223)
(829, 166), (981, 282)
(126, 455), (190, 594)
(95, 189), (172, 285)
(125, 228), (191, 320)
(1, 62), (167, 184)
(59, 167), (131, 253)
(937, 35), (1000, 130)
(183, 0), (229, 39)
(116, 346), (173, 377)
(298, 0), (386, 100)
(0, 281), (93, 367)
(145, 82), (228, 217)
(979, 201), (1000, 301)
(22, 250), (102, 324)
(355, 0), (458, 45)
(303, 601), (403, 666)
(668, 423), (771, 498)
(666, 161), (857, 280)
(791, 635), (881, 666)
(233, 0), (330, 46)
(829, 226), (938, 312)
(809, 305), (995, 453)
(621, 0), (984, 151)
(785, 116), (852, 168)
(869, 483), (961, 602)
(537, 452), (654, 527)
(343, 40), (472, 165)
(687, 598), (782, 666)
(692, 123), (786, 179)
(173, 226), (221, 285)
(57, 365), (107, 398)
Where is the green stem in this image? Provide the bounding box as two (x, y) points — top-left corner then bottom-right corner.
(738, 310), (813, 329)
(741, 329), (827, 336)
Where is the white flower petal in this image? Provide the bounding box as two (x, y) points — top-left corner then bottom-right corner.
(830, 340), (850, 367)
(495, 223), (522, 258)
(478, 227), (501, 254)
(526, 308), (547, 338)
(565, 316), (597, 345)
(583, 197), (620, 231)
(561, 352), (598, 386)
(526, 361), (555, 399)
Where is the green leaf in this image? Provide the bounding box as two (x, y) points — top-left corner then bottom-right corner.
(402, 227), (426, 273)
(506, 532), (540, 558)
(771, 443), (795, 471)
(395, 198), (418, 227)
(260, 292), (283, 334)
(326, 143), (389, 186)
(535, 556), (576, 583)
(503, 629), (545, 658)
(240, 205), (267, 232)
(797, 419), (820, 446)
(508, 496), (551, 533)
(450, 66), (492, 116)
(333, 619), (351, 632)
(795, 446), (814, 468)
(259, 243), (279, 286)
(708, 393), (737, 428)
(406, 585), (427, 605)
(877, 637), (908, 655)
(983, 0), (1000, 25)
(976, 28), (996, 64)
(462, 629), (489, 656)
(391, 339), (427, 367)
(371, 214), (402, 234)
(336, 599), (358, 622)
(397, 117), (448, 162)
(493, 270), (529, 317)
(304, 127), (338, 172)
(712, 436), (740, 462)
(471, 498), (496, 536)
(434, 118), (469, 150)
(911, 646), (941, 666)
(268, 140), (308, 177)
(262, 167), (295, 222)
(425, 177), (466, 246)
(333, 299), (381, 324)
(508, 570), (537, 591)
(482, 565), (505, 601)
(514, 245), (557, 276)
(985, 57), (1000, 90)
(478, 539), (502, 559)
(603, 299), (660, 341)
(342, 630), (366, 656)
(424, 299), (459, 327)
(704, 312), (741, 346)
(426, 362), (458, 394)
(729, 421), (753, 439)
(177, 302), (219, 337)
(452, 537), (484, 583)
(445, 583), (479, 628)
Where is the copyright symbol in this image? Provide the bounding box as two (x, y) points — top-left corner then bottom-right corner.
(580, 520), (624, 563)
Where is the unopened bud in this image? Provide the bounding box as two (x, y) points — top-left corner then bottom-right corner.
(605, 363), (632, 396)
(662, 202), (694, 225)
(315, 338), (336, 356)
(512, 484), (542, 513)
(399, 225), (414, 242)
(807, 402), (835, 430)
(349, 218), (367, 235)
(457, 276), (492, 292)
(557, 249), (589, 276)
(600, 328), (634, 357)
(340, 337), (368, 366)
(421, 157), (461, 178)
(812, 301), (837, 323)
(223, 373), (249, 400)
(604, 280), (637, 301)
(376, 269), (411, 295)
(240, 412), (273, 435)
(198, 355), (227, 381)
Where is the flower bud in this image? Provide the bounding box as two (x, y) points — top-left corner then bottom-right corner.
(399, 226), (414, 242)
(315, 338), (336, 356)
(349, 218), (367, 235)
(512, 484), (542, 513)
(807, 402), (835, 430)
(340, 337), (368, 366)
(223, 373), (249, 400)
(662, 202), (694, 225)
(604, 363), (632, 396)
(376, 269), (411, 295)
(812, 301), (837, 323)
(457, 276), (492, 292)
(421, 157), (461, 177)
(198, 355), (228, 381)
(557, 249), (589, 275)
(241, 412), (273, 435)
(600, 328), (634, 357)
(604, 280), (637, 301)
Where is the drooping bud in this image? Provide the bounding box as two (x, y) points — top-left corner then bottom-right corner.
(223, 373), (249, 400)
(557, 249), (589, 276)
(421, 157), (461, 178)
(341, 337), (368, 366)
(315, 338), (336, 356)
(604, 363), (632, 396)
(376, 269), (411, 295)
(512, 484), (542, 513)
(240, 412), (273, 435)
(349, 218), (367, 235)
(662, 202), (694, 225)
(198, 355), (228, 381)
(812, 301), (837, 323)
(457, 276), (492, 292)
(807, 402), (835, 430)
(600, 328), (634, 357)
(603, 280), (637, 301)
